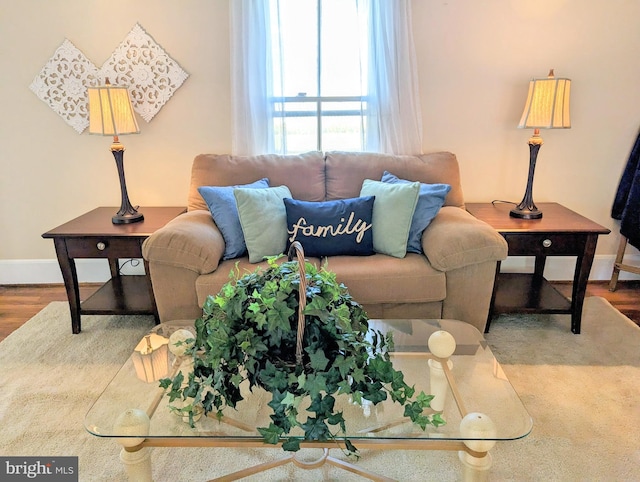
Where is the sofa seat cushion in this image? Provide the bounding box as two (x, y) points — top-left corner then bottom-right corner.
(195, 256), (323, 307)
(323, 253), (446, 305)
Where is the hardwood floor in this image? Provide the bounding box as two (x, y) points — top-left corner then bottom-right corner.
(0, 284), (101, 341)
(1, 281), (639, 342)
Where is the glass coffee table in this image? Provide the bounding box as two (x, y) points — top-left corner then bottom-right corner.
(85, 319), (532, 481)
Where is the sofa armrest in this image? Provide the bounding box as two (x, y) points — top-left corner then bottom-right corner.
(142, 210), (225, 274)
(422, 206), (507, 272)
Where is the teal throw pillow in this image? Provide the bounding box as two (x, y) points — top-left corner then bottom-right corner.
(234, 185), (292, 263)
(360, 179), (420, 258)
(198, 178), (270, 260)
(381, 171), (451, 254)
(284, 197), (375, 257)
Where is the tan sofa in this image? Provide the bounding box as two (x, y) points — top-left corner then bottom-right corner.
(142, 151), (507, 332)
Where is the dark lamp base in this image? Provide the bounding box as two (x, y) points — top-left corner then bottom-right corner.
(112, 211), (144, 224)
(510, 207), (542, 219)
(110, 143), (143, 225)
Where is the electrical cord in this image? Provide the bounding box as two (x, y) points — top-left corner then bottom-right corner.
(118, 258), (141, 275)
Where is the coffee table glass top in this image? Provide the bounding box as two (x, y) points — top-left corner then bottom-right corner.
(85, 319), (532, 443)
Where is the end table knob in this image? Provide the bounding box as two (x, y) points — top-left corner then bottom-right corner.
(542, 239), (552, 248)
(97, 242), (106, 250)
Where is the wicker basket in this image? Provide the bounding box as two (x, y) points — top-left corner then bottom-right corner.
(287, 240), (307, 366)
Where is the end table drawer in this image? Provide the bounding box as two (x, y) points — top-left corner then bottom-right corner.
(503, 233), (587, 256)
(65, 237), (143, 258)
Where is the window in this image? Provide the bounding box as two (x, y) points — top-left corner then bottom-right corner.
(231, 0), (422, 156)
(270, 0), (368, 153)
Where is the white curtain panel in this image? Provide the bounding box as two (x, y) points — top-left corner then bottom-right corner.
(230, 0), (423, 156)
(230, 0), (276, 155)
(364, 0), (423, 154)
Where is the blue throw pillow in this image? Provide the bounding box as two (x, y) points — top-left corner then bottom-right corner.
(198, 178), (269, 260)
(381, 171), (451, 254)
(284, 197), (375, 257)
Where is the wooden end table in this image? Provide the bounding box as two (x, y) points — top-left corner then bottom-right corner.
(43, 207), (186, 334)
(466, 202), (610, 334)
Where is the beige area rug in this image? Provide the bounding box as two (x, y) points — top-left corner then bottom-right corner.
(0, 297), (638, 481)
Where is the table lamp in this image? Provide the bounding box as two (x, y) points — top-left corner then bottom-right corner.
(88, 80), (144, 224)
(510, 69), (571, 219)
(132, 333), (170, 383)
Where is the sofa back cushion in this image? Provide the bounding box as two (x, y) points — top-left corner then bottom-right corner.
(188, 152), (326, 211)
(324, 151), (465, 208)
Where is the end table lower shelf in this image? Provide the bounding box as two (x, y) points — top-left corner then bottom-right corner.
(81, 276), (157, 316)
(493, 273), (572, 314)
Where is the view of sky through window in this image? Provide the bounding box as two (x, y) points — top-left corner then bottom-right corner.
(270, 0), (368, 153)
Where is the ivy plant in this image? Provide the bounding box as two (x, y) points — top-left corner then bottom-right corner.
(160, 253), (445, 455)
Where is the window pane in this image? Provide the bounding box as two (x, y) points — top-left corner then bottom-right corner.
(273, 0), (318, 97)
(321, 115), (364, 151)
(320, 0), (366, 97)
(270, 0), (367, 154)
(275, 116), (318, 155)
(321, 101), (365, 151)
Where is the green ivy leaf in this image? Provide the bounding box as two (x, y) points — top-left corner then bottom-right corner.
(351, 367), (365, 384)
(297, 373), (306, 389)
(260, 361), (289, 391)
(257, 423), (283, 445)
(281, 391), (297, 407)
(267, 300), (296, 332)
(304, 373), (327, 399)
(333, 303), (352, 332)
(344, 439), (359, 457)
(327, 411), (346, 432)
(230, 373), (243, 387)
(308, 394), (335, 415)
(367, 356), (394, 384)
(308, 348), (330, 371)
(432, 413), (446, 427)
(301, 416), (330, 441)
(282, 437), (301, 452)
(416, 391), (434, 407)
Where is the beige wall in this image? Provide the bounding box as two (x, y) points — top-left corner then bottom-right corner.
(1, 0), (639, 281)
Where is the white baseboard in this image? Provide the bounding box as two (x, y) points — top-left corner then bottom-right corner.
(1, 255), (639, 285)
(0, 258), (146, 284)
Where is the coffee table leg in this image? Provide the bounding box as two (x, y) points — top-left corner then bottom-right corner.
(428, 358), (452, 411)
(427, 330), (457, 411)
(114, 408), (153, 482)
(458, 413), (496, 482)
(120, 446), (152, 482)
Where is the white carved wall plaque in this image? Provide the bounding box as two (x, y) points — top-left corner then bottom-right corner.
(101, 23), (189, 122)
(30, 23), (189, 132)
(29, 39), (100, 134)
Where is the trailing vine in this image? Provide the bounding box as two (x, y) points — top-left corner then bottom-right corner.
(161, 255), (444, 455)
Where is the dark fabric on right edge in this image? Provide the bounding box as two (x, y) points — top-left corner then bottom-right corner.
(612, 129), (640, 249)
